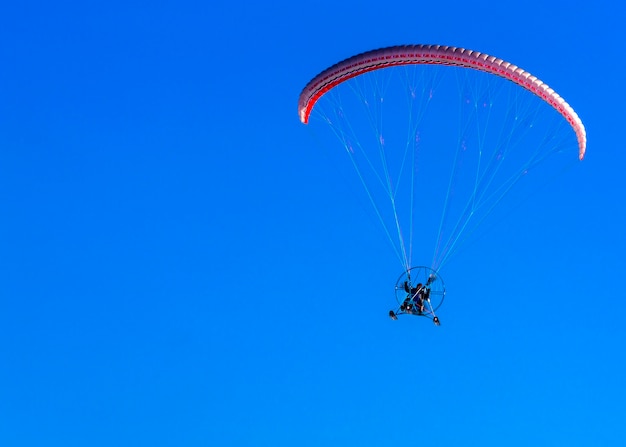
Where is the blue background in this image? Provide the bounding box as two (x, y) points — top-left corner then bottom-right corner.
(1, 1), (624, 445)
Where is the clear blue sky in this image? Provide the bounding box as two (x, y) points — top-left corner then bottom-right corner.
(1, 1), (625, 446)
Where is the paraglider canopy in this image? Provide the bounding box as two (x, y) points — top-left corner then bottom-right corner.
(299, 45), (586, 160)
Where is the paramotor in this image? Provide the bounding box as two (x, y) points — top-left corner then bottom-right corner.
(298, 45), (586, 324)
